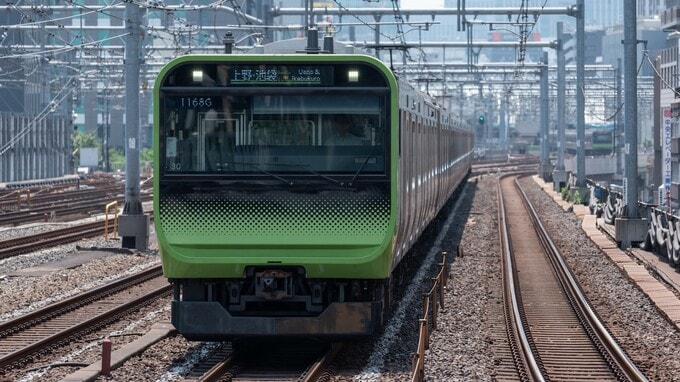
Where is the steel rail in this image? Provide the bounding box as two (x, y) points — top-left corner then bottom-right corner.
(513, 176), (648, 382)
(0, 266), (169, 371)
(497, 173), (544, 381)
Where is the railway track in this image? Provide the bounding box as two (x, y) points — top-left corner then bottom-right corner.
(0, 211), (153, 260)
(0, 220), (112, 259)
(0, 266), (170, 372)
(0, 193), (152, 226)
(471, 156), (539, 176)
(181, 341), (341, 382)
(498, 174), (647, 381)
(0, 185), (122, 211)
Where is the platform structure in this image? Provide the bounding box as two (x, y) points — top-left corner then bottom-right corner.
(534, 176), (680, 330)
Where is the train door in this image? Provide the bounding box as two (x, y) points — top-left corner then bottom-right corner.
(198, 111), (239, 172)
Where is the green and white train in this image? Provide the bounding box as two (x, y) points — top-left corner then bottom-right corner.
(154, 53), (473, 340)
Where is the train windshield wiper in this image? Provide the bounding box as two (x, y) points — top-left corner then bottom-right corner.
(221, 161), (345, 187)
(269, 163), (344, 186)
(222, 161), (293, 186)
(349, 127), (384, 186)
(349, 145), (379, 186)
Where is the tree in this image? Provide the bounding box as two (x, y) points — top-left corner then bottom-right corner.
(72, 131), (99, 166)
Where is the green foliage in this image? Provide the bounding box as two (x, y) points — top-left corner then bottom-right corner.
(579, 189), (590, 205)
(107, 148), (154, 173)
(141, 148), (154, 163)
(71, 131), (154, 173)
(72, 131), (99, 166)
(108, 148), (125, 171)
(561, 187), (569, 201)
(73, 131), (99, 149)
(573, 190), (580, 205)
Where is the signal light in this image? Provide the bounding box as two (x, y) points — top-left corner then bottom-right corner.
(478, 115), (485, 125)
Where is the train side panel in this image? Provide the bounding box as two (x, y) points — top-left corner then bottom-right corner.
(392, 80), (472, 270)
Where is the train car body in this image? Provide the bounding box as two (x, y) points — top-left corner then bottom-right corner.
(153, 54), (472, 340)
(550, 125), (614, 156)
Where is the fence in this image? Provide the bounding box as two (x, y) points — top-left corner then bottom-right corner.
(411, 249), (452, 382)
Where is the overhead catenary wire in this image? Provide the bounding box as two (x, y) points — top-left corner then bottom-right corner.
(583, 48), (662, 123)
(0, 77), (77, 157)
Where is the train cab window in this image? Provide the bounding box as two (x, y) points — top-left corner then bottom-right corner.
(161, 93), (387, 177)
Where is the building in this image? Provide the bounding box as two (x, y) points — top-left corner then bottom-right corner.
(659, 3), (680, 211)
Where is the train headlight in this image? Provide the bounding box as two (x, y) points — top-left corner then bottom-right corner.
(192, 69), (203, 83)
(348, 69), (359, 82)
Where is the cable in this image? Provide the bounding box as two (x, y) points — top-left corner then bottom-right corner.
(0, 78), (77, 157)
(644, 50), (680, 97)
(331, 0), (406, 45)
(581, 49), (651, 122)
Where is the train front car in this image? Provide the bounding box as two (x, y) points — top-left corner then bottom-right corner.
(154, 54), (397, 340)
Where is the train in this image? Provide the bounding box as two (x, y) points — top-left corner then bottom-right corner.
(550, 124), (615, 156)
(153, 53), (473, 340)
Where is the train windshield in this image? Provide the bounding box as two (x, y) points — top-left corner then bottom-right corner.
(159, 63), (390, 181)
(158, 59), (390, 181)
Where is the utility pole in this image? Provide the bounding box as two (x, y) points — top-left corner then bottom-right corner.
(623, 0), (638, 219)
(576, 0), (586, 188)
(616, 0), (647, 249)
(616, 58), (623, 178)
(540, 51), (551, 180)
(118, 1), (149, 251)
(553, 22), (567, 191)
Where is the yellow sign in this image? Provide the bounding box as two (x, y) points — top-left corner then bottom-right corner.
(313, 2), (334, 8)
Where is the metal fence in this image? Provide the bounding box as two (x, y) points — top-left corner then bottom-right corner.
(0, 112), (72, 182)
(411, 250), (450, 382)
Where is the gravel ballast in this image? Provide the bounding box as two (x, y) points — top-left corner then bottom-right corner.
(3, 174), (680, 381)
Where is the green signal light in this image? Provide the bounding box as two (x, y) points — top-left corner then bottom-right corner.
(478, 115), (485, 124)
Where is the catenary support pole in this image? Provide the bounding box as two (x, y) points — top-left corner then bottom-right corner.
(614, 0), (647, 249)
(540, 51), (550, 180)
(623, 0), (638, 218)
(576, 0), (585, 188)
(553, 22), (567, 191)
(118, 1), (149, 251)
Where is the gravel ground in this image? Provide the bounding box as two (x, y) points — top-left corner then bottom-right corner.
(0, 214), (167, 382)
(4, 174), (680, 381)
(519, 176), (680, 381)
(420, 174), (680, 381)
(0, 228), (160, 321)
(422, 174), (503, 381)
